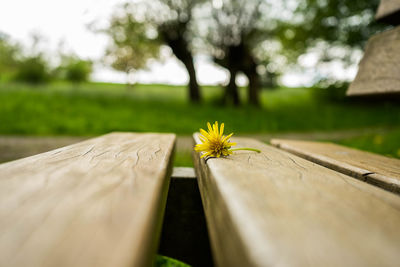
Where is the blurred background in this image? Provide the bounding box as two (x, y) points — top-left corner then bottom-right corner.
(0, 0), (399, 167)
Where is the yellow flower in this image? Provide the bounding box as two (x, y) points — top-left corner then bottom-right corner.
(195, 121), (236, 158)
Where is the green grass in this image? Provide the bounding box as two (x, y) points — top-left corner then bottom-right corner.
(334, 128), (400, 159)
(174, 149), (194, 167)
(0, 82), (399, 136)
(155, 255), (190, 267)
(1, 81), (400, 164)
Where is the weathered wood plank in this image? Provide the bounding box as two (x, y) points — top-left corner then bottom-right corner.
(193, 134), (400, 267)
(270, 139), (400, 193)
(0, 132), (175, 267)
(172, 167), (196, 179)
(376, 0), (400, 25)
(347, 26), (400, 96)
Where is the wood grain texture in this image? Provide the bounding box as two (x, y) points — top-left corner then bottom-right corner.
(193, 134), (400, 267)
(376, 0), (400, 25)
(347, 26), (400, 96)
(0, 132), (176, 267)
(270, 139), (400, 193)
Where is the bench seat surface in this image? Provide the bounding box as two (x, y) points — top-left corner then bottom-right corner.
(0, 132), (175, 267)
(193, 134), (400, 267)
(346, 26), (400, 96)
(271, 139), (400, 193)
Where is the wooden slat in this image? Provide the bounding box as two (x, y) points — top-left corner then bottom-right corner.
(347, 26), (400, 96)
(376, 0), (400, 25)
(0, 132), (175, 267)
(171, 167), (196, 179)
(193, 134), (400, 267)
(271, 139), (400, 193)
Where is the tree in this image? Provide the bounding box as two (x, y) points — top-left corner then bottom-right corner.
(55, 54), (92, 83)
(103, 4), (161, 86)
(144, 0), (204, 103)
(276, 0), (389, 83)
(0, 33), (21, 82)
(203, 0), (270, 106)
(15, 55), (50, 84)
(13, 33), (51, 84)
(103, 1), (203, 102)
(65, 59), (92, 83)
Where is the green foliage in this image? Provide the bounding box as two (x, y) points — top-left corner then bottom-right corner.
(335, 129), (400, 159)
(311, 81), (349, 102)
(0, 33), (21, 81)
(14, 55), (50, 84)
(0, 82), (399, 136)
(0, 33), (93, 84)
(276, 0), (391, 77)
(55, 56), (92, 83)
(174, 148), (194, 167)
(155, 255), (191, 267)
(65, 60), (92, 83)
(103, 4), (161, 80)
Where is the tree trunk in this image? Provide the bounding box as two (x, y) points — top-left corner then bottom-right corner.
(125, 71), (134, 90)
(182, 57), (201, 103)
(225, 69), (240, 106)
(247, 71), (260, 106)
(243, 58), (261, 106)
(158, 25), (202, 103)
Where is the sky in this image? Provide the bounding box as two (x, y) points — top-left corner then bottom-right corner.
(0, 0), (359, 86)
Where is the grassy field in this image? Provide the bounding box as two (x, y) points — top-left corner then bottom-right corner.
(1, 82), (399, 134)
(336, 128), (400, 159)
(0, 81), (399, 163)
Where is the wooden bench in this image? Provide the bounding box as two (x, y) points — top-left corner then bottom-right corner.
(347, 0), (400, 96)
(346, 26), (400, 96)
(193, 133), (400, 266)
(271, 139), (400, 194)
(0, 132), (175, 267)
(1, 131), (399, 267)
(376, 0), (400, 25)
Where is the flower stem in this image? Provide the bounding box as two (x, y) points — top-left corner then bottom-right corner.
(230, 147), (261, 153)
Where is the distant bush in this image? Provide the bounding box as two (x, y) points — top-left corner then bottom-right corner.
(65, 59), (92, 83)
(14, 55), (50, 84)
(311, 81), (350, 102)
(55, 57), (92, 83)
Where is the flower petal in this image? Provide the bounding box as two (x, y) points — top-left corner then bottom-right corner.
(213, 121), (219, 136)
(220, 123), (224, 137)
(200, 128), (211, 139)
(222, 133), (233, 143)
(207, 122), (212, 132)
